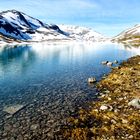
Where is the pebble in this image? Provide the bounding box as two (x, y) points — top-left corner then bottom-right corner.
(111, 119), (117, 124)
(120, 72), (124, 75)
(122, 119), (128, 124)
(128, 98), (140, 109)
(115, 66), (121, 69)
(114, 109), (119, 113)
(114, 60), (118, 64)
(108, 97), (111, 101)
(93, 109), (98, 112)
(17, 135), (24, 140)
(99, 93), (104, 96)
(128, 135), (133, 139)
(124, 97), (127, 99)
(104, 90), (110, 94)
(108, 105), (113, 111)
(118, 98), (123, 101)
(100, 105), (108, 110)
(30, 124), (39, 130)
(10, 137), (15, 140)
(100, 94), (106, 98)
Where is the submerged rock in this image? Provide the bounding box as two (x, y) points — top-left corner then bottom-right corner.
(30, 124), (39, 130)
(114, 60), (118, 64)
(128, 98), (140, 109)
(3, 104), (24, 115)
(60, 56), (140, 140)
(88, 77), (96, 83)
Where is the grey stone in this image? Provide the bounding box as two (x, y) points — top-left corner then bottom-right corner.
(88, 77), (96, 83)
(30, 124), (39, 130)
(101, 61), (108, 65)
(3, 104), (24, 115)
(107, 62), (113, 66)
(128, 98), (140, 109)
(114, 60), (118, 64)
(128, 135), (133, 139)
(100, 105), (108, 110)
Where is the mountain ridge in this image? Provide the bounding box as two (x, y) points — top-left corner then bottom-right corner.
(0, 10), (140, 45)
(112, 24), (140, 46)
(0, 10), (105, 43)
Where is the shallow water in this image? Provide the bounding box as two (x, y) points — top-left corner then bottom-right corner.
(0, 42), (139, 139)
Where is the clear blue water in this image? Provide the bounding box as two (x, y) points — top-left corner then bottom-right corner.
(0, 43), (139, 115)
(0, 42), (139, 137)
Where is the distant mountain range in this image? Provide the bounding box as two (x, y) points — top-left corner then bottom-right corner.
(112, 24), (140, 46)
(0, 10), (105, 43)
(0, 10), (139, 45)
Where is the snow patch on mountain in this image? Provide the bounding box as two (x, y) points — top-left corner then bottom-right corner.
(112, 24), (140, 46)
(113, 24), (140, 40)
(0, 10), (69, 42)
(59, 25), (105, 41)
(0, 10), (106, 43)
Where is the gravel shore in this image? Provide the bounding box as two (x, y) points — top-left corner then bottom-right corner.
(61, 55), (140, 140)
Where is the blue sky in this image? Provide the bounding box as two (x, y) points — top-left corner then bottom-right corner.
(0, 0), (140, 36)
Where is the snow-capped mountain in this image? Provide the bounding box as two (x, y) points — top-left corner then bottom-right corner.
(0, 10), (69, 42)
(0, 10), (105, 43)
(112, 24), (140, 46)
(59, 25), (105, 41)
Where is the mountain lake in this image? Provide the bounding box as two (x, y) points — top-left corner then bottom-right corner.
(0, 42), (140, 139)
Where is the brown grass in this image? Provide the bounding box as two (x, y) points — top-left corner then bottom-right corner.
(59, 55), (140, 140)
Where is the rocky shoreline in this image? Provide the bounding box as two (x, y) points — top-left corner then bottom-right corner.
(60, 55), (140, 140)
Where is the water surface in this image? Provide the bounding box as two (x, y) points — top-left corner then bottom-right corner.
(0, 42), (139, 138)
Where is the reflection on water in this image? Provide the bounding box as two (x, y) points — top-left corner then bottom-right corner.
(0, 45), (36, 76)
(0, 42), (139, 138)
(0, 42), (139, 101)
